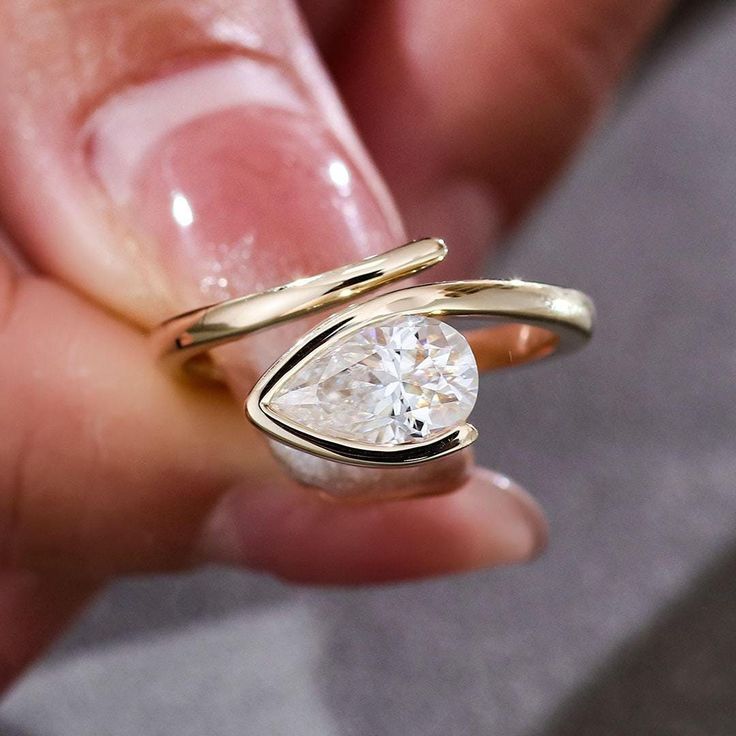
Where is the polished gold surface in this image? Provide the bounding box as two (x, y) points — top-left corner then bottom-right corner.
(152, 237), (447, 370)
(246, 279), (594, 467)
(153, 238), (595, 468)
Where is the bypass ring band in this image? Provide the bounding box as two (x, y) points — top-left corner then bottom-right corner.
(153, 238), (594, 468)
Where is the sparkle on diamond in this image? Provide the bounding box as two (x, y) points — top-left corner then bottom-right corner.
(269, 315), (479, 445)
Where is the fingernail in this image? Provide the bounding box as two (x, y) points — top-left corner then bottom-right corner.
(470, 469), (548, 564)
(192, 485), (245, 568)
(84, 56), (404, 319)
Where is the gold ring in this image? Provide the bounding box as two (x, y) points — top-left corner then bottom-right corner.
(153, 238), (594, 468)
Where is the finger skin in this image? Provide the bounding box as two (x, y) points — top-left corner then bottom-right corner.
(0, 264), (256, 577)
(334, 0), (673, 254)
(201, 468), (547, 585)
(299, 0), (357, 48)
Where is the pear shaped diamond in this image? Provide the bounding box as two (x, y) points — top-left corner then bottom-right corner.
(269, 315), (479, 445)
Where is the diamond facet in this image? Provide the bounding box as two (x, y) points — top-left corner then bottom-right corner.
(269, 315), (479, 445)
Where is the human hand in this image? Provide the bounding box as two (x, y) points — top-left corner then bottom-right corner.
(0, 0), (671, 689)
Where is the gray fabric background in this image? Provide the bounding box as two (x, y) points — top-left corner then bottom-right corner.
(3, 3), (736, 734)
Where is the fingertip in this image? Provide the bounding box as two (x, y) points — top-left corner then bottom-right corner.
(468, 468), (549, 565)
(196, 466), (547, 585)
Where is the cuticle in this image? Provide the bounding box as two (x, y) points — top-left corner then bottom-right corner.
(73, 46), (300, 132)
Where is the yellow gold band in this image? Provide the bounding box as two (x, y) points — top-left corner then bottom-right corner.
(152, 238), (447, 372)
(152, 238), (594, 467)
